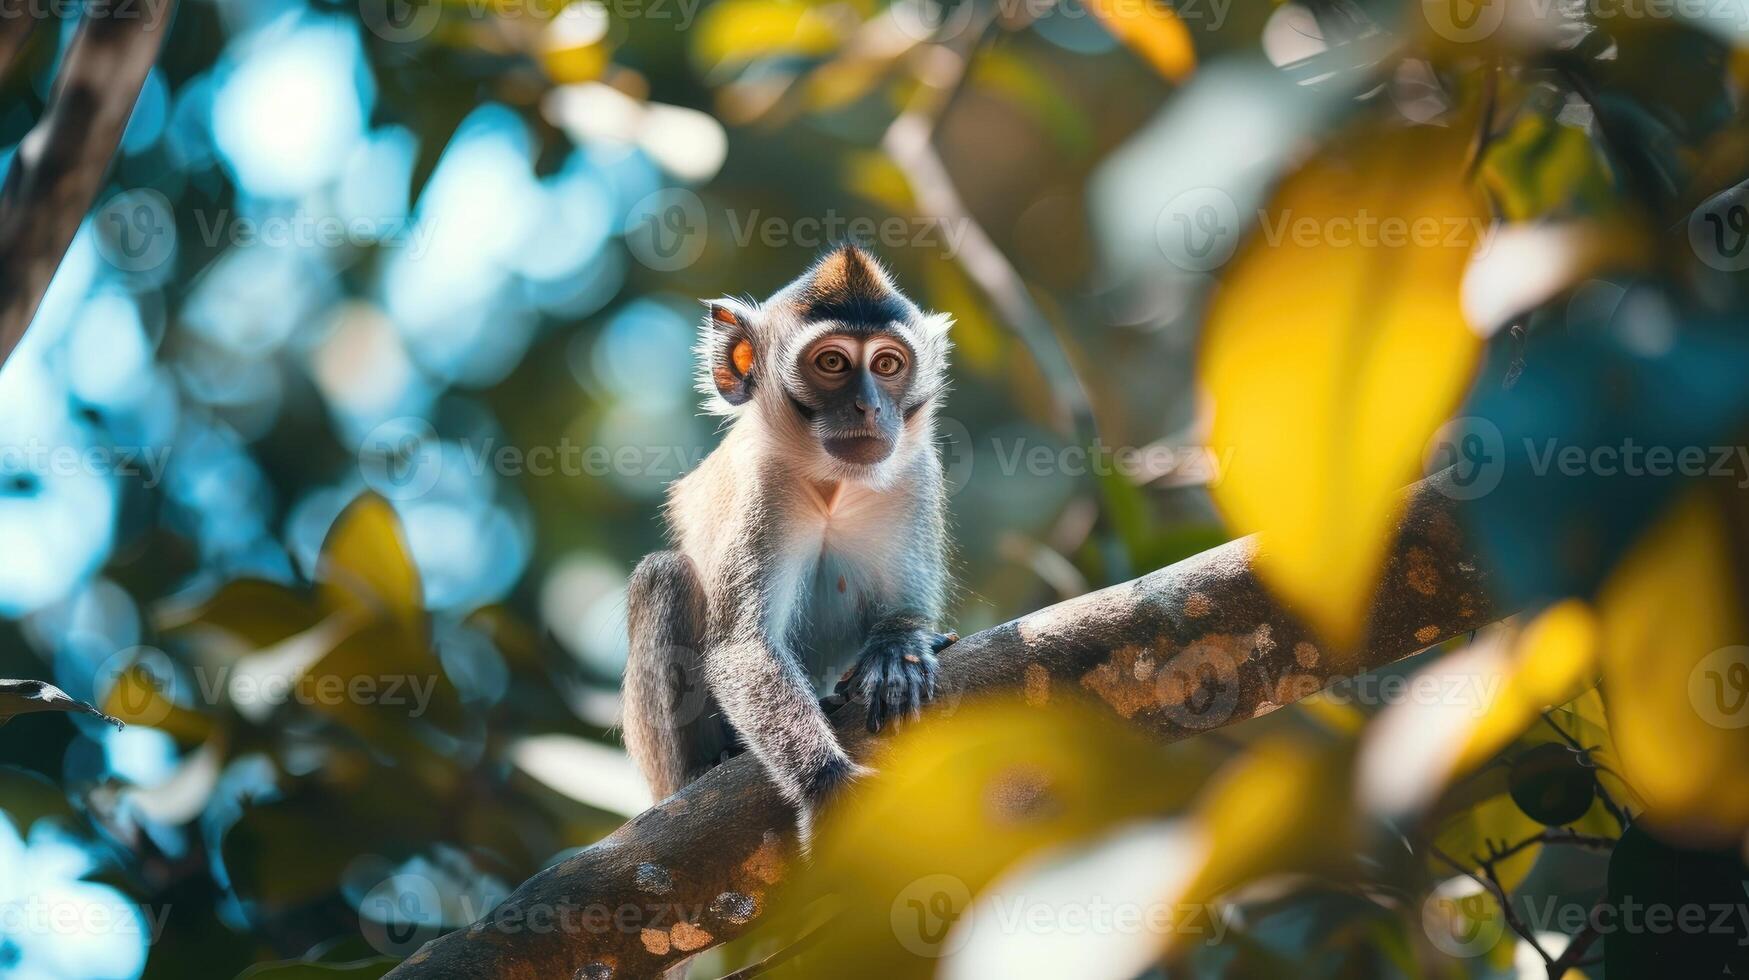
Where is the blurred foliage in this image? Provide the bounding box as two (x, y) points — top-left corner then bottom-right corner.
(1, 0), (1749, 976)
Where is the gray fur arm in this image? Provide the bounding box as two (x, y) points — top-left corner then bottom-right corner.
(702, 543), (859, 829)
(705, 636), (855, 804)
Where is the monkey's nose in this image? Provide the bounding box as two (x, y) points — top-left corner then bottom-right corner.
(853, 396), (878, 416)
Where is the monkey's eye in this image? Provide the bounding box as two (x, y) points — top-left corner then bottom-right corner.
(871, 351), (905, 377)
(814, 350), (850, 374)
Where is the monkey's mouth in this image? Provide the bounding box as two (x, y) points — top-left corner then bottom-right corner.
(822, 434), (894, 465)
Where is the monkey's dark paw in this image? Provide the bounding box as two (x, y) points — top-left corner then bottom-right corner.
(838, 629), (942, 733)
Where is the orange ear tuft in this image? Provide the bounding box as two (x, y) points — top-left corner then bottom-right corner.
(730, 338), (754, 376)
(712, 304), (739, 326)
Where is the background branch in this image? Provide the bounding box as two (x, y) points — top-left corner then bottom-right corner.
(386, 471), (1502, 980)
(0, 0), (175, 367)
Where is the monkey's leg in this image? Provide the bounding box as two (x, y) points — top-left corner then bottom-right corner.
(622, 551), (733, 800)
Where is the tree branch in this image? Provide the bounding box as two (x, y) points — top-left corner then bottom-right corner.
(0, 0), (175, 367)
(386, 472), (1501, 980)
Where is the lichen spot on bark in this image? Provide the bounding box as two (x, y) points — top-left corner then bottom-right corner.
(671, 921), (713, 952)
(1080, 644), (1161, 719)
(710, 891), (757, 925)
(634, 862), (674, 895)
(640, 928), (671, 955)
(1023, 663), (1051, 706)
(739, 830), (786, 886)
(1251, 623), (1276, 659)
(1184, 592), (1213, 618)
(1132, 651), (1156, 681)
(1293, 642), (1320, 668)
(1273, 673), (1322, 705)
(1415, 625), (1441, 645)
(1404, 546), (1441, 597)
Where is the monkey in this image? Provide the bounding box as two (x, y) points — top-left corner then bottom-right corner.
(621, 243), (956, 850)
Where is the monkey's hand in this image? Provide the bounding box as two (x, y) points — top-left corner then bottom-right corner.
(837, 628), (956, 733)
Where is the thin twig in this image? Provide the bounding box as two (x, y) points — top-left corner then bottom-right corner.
(1549, 61), (1675, 211)
(1544, 904), (1605, 980)
(880, 2), (1128, 581)
(1540, 712), (1632, 831)
(1464, 55), (1502, 179)
(1485, 828), (1615, 866)
(1430, 843), (1553, 965)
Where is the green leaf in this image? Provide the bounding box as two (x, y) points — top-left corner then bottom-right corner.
(0, 764), (77, 831)
(156, 578), (325, 651)
(1482, 105), (1617, 221)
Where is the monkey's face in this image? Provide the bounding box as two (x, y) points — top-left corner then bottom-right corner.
(694, 245), (952, 483)
(791, 332), (913, 465)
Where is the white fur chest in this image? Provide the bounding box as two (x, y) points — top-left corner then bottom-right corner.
(770, 484), (907, 684)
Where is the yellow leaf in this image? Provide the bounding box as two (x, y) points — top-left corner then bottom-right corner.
(788, 696), (1219, 976)
(1452, 601), (1600, 773)
(102, 663), (214, 745)
(1431, 784), (1544, 892)
(692, 0), (843, 71)
(541, 41), (609, 84)
(1084, 0), (1196, 83)
(1598, 488), (1749, 838)
(317, 493), (424, 632)
(1180, 740), (1352, 904)
(1199, 126), (1487, 650)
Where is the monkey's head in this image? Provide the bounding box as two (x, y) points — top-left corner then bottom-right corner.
(696, 244), (953, 484)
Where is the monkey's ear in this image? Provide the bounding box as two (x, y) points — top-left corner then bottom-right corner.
(701, 299), (756, 408)
(918, 311), (954, 337)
